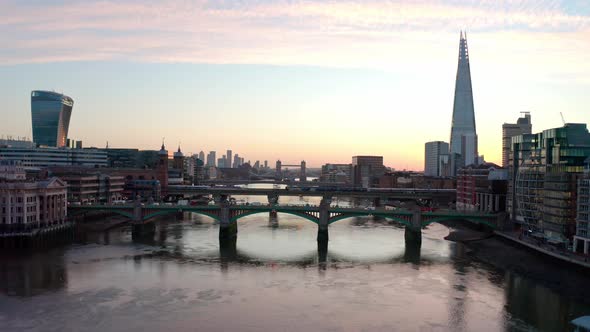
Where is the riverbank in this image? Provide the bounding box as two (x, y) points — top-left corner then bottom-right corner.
(494, 230), (590, 268)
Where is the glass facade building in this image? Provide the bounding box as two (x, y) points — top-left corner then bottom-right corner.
(31, 91), (74, 147)
(508, 123), (590, 241)
(0, 147), (107, 169)
(574, 158), (590, 253)
(449, 32), (478, 172)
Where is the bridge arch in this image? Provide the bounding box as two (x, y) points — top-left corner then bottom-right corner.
(328, 213), (412, 227)
(69, 208), (134, 220)
(422, 216), (496, 229)
(231, 209), (319, 224)
(143, 209), (221, 222)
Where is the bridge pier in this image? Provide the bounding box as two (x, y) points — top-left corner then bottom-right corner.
(218, 198), (237, 241)
(373, 197), (382, 208)
(268, 194), (279, 227)
(403, 233), (421, 264)
(175, 211), (185, 221)
(317, 196), (331, 244)
(317, 236), (328, 263)
(269, 210), (278, 227)
(132, 223), (156, 240)
(404, 209), (422, 247)
(219, 237), (237, 261)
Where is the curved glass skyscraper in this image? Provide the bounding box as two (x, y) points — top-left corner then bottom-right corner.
(31, 91), (74, 147)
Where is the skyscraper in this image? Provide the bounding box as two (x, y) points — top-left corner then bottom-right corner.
(449, 32), (478, 172)
(226, 150), (232, 168)
(31, 90), (74, 147)
(206, 151), (216, 167)
(424, 141), (449, 177)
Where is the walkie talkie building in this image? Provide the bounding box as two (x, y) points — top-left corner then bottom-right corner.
(31, 90), (74, 147)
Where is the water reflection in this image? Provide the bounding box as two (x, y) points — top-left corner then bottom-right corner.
(504, 272), (589, 331)
(0, 250), (67, 297)
(1, 187), (590, 331)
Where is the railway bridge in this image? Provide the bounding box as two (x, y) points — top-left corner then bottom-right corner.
(70, 196), (500, 247)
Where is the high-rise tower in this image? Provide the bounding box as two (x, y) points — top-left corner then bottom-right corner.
(31, 91), (74, 147)
(449, 31), (478, 172)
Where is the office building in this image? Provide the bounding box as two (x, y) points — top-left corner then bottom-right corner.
(0, 160), (26, 181)
(0, 138), (35, 149)
(456, 163), (507, 212)
(103, 148), (161, 169)
(449, 32), (478, 172)
(508, 123), (590, 242)
(574, 157), (590, 254)
(104, 148), (139, 168)
(424, 141), (449, 177)
(320, 163), (352, 184)
(217, 156), (227, 168)
(226, 150), (232, 168)
(0, 146), (107, 170)
(352, 156), (386, 188)
(502, 112), (532, 167)
(31, 91), (74, 147)
(206, 151), (216, 167)
(183, 156), (195, 184)
(47, 170), (124, 204)
(125, 180), (161, 202)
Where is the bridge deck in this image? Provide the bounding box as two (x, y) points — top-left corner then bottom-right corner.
(166, 186), (455, 198)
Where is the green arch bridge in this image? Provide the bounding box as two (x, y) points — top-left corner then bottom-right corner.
(70, 199), (501, 245)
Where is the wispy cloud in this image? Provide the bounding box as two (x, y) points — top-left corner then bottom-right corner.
(1, 0), (589, 68)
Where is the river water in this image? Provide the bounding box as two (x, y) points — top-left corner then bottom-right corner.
(1, 187), (589, 331)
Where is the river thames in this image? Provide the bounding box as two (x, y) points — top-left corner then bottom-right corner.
(1, 190), (589, 332)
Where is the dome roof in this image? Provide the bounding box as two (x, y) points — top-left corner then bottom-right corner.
(158, 143), (168, 156)
(173, 146), (184, 158)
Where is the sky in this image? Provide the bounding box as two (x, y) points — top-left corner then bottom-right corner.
(1, 0), (590, 169)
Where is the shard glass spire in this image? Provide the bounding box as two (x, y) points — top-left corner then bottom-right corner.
(449, 31), (478, 169)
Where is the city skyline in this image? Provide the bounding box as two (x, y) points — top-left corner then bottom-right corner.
(2, 1), (590, 169)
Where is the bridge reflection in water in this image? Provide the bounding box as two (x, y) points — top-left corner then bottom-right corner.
(118, 213), (438, 270)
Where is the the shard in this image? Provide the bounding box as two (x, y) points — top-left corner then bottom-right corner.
(449, 31), (478, 171)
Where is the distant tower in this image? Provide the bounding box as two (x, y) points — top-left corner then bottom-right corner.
(275, 160), (282, 180)
(300, 160), (307, 182)
(449, 31), (478, 173)
(157, 142), (169, 197)
(173, 145), (184, 169)
(226, 150), (233, 168)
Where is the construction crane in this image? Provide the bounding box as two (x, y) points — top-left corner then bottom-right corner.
(560, 112), (566, 125)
